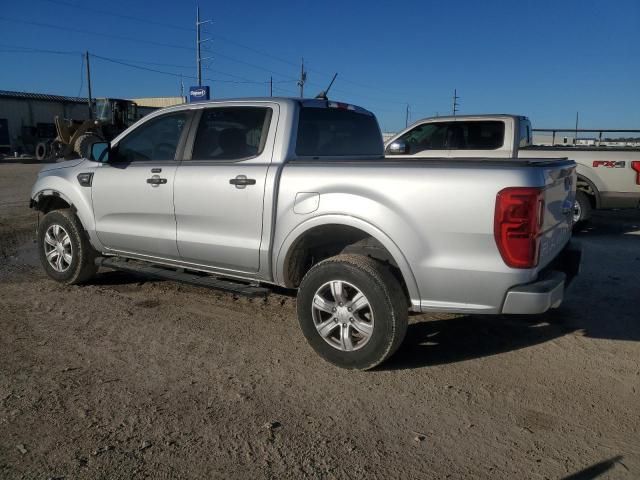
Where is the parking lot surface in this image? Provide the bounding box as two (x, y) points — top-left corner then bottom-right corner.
(1, 161), (639, 479)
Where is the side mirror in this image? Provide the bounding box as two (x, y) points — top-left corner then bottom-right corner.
(90, 142), (110, 162)
(386, 140), (409, 155)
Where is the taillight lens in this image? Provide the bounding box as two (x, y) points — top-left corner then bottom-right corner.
(494, 187), (545, 268)
(631, 161), (640, 185)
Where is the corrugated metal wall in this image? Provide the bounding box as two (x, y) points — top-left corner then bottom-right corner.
(0, 98), (90, 151)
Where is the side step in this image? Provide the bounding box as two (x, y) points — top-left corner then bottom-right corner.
(95, 257), (270, 298)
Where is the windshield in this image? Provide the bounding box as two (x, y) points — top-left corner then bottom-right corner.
(95, 99), (111, 122)
(296, 106), (383, 157)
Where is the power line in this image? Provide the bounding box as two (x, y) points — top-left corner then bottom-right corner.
(1, 14), (412, 108)
(38, 0), (194, 32)
(0, 16), (193, 52)
(0, 43), (298, 88)
(0, 43), (80, 55)
(30, 0), (410, 104)
(90, 53), (277, 84)
(0, 16), (302, 84)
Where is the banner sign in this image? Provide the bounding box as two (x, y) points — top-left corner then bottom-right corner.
(189, 86), (210, 102)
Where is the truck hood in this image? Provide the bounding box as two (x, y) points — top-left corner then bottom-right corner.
(39, 158), (87, 173)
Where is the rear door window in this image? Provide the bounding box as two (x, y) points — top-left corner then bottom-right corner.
(191, 107), (272, 161)
(448, 121), (505, 150)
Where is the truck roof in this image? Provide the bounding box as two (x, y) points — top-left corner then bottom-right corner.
(414, 114), (526, 123)
(158, 97), (373, 115)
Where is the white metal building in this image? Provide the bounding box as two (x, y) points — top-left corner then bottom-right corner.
(0, 90), (90, 154)
(0, 91), (186, 155)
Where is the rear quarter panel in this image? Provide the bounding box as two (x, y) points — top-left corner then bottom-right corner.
(274, 160), (551, 314)
(520, 149), (640, 199)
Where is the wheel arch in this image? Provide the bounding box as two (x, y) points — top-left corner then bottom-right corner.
(274, 215), (420, 303)
(31, 188), (94, 233)
(576, 173), (600, 209)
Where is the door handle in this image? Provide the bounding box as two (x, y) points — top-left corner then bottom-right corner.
(147, 175), (167, 187)
(151, 168), (162, 173)
(229, 175), (256, 188)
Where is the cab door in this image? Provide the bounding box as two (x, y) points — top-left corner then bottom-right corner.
(173, 104), (277, 273)
(91, 111), (191, 259)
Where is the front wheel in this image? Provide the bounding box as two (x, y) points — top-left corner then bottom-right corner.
(296, 254), (408, 370)
(38, 209), (98, 284)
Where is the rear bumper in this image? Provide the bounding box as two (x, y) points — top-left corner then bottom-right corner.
(501, 242), (582, 314)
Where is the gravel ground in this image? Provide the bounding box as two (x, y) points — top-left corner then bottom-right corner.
(0, 161), (639, 479)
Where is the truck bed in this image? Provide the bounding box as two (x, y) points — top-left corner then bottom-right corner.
(295, 157), (574, 168)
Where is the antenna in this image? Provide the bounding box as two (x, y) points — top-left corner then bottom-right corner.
(315, 73), (338, 100)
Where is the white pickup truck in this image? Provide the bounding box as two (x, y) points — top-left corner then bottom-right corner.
(385, 114), (640, 224)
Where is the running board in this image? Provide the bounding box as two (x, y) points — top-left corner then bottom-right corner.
(95, 257), (271, 297)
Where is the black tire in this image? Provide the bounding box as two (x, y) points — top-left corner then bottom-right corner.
(574, 190), (593, 226)
(296, 254), (408, 370)
(38, 209), (98, 284)
(73, 133), (103, 159)
(35, 142), (49, 161)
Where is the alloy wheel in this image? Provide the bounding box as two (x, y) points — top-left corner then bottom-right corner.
(311, 280), (375, 352)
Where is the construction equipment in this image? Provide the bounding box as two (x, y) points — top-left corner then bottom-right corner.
(37, 98), (155, 160)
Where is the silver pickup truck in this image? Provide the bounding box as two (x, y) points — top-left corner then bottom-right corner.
(30, 98), (580, 369)
(385, 114), (640, 224)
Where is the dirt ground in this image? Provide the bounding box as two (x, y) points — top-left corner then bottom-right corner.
(1, 161), (639, 479)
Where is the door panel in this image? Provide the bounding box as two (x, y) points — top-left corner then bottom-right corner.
(91, 110), (191, 259)
(92, 163), (179, 258)
(174, 162), (269, 272)
(174, 105), (275, 273)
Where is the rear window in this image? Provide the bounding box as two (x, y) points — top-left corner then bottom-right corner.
(296, 107), (383, 157)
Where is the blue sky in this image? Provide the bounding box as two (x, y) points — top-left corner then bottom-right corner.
(1, 0), (638, 132)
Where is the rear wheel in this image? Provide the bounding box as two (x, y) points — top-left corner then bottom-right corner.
(38, 209), (98, 284)
(296, 254), (408, 370)
(573, 190), (593, 226)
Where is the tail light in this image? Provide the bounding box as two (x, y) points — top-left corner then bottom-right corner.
(494, 187), (545, 268)
(631, 161), (640, 185)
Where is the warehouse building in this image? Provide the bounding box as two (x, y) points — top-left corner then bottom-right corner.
(0, 90), (185, 155)
(0, 90), (90, 155)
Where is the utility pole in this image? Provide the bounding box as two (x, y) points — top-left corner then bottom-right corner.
(195, 5), (211, 87)
(574, 111), (579, 145)
(452, 88), (459, 116)
(297, 57), (306, 98)
(270, 76), (273, 97)
(405, 104), (410, 128)
(85, 51), (93, 119)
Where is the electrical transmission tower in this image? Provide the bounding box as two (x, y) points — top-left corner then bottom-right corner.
(196, 5), (212, 87)
(298, 57), (307, 98)
(452, 89), (460, 116)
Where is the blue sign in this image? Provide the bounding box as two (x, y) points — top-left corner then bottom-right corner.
(189, 85), (210, 102)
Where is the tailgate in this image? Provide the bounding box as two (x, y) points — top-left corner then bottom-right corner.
(538, 163), (576, 268)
